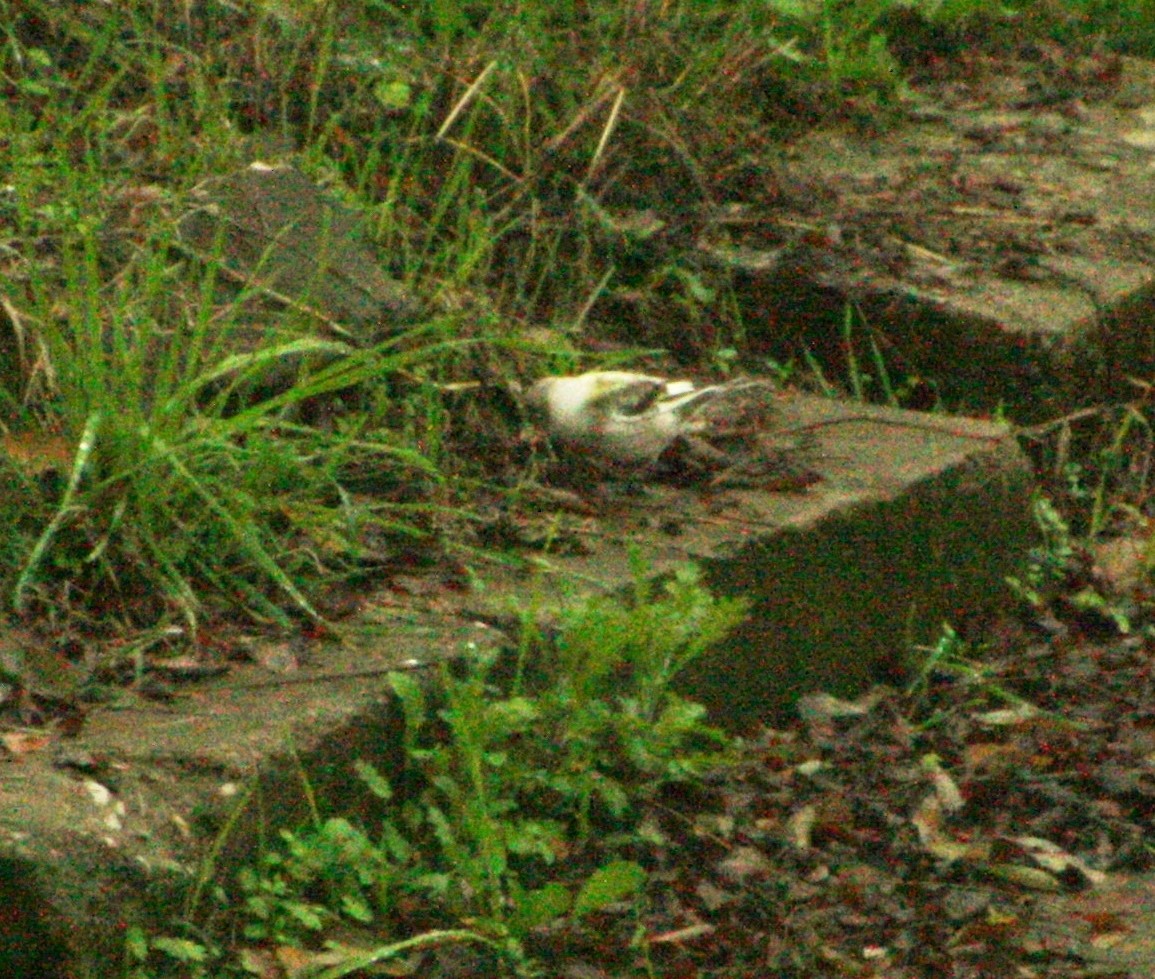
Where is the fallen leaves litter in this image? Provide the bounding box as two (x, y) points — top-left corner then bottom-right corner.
(517, 618), (1155, 978)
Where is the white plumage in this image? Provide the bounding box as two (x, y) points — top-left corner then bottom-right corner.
(525, 370), (777, 467)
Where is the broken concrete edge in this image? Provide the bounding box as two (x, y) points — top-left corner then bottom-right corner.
(683, 437), (1036, 721)
(733, 276), (1081, 422)
(0, 616), (495, 978)
(0, 815), (189, 979)
(750, 63), (1155, 418)
(853, 283), (1155, 422)
(177, 162), (423, 335)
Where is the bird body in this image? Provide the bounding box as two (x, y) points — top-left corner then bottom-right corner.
(525, 370), (779, 468)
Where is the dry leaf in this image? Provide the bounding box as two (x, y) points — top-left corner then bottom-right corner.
(0, 730), (53, 758)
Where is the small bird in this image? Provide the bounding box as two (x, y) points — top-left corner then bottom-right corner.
(525, 370), (793, 483)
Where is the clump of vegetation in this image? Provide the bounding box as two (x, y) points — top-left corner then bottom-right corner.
(1, 0), (1070, 650)
(125, 562), (747, 977)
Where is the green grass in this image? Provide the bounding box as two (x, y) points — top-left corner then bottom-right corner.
(0, 0), (1120, 642)
(0, 0), (525, 639)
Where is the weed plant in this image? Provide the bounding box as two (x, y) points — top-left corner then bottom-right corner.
(127, 562), (747, 978)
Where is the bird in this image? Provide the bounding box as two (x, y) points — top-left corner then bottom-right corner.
(524, 370), (802, 485)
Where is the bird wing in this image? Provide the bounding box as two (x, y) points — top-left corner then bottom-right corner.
(587, 376), (669, 417)
(686, 379), (779, 435)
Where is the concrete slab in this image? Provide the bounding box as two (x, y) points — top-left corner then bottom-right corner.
(707, 57), (1155, 416)
(0, 394), (1034, 978)
(0, 611), (505, 979)
(468, 393), (1034, 722)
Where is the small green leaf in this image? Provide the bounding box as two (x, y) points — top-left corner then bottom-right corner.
(573, 860), (646, 917)
(764, 0), (809, 18)
(287, 901), (326, 931)
(389, 670), (427, 733)
(150, 936), (208, 963)
(341, 892), (374, 923)
(354, 760), (393, 801)
(123, 925), (149, 961)
(510, 881), (571, 933)
(374, 79), (413, 110)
